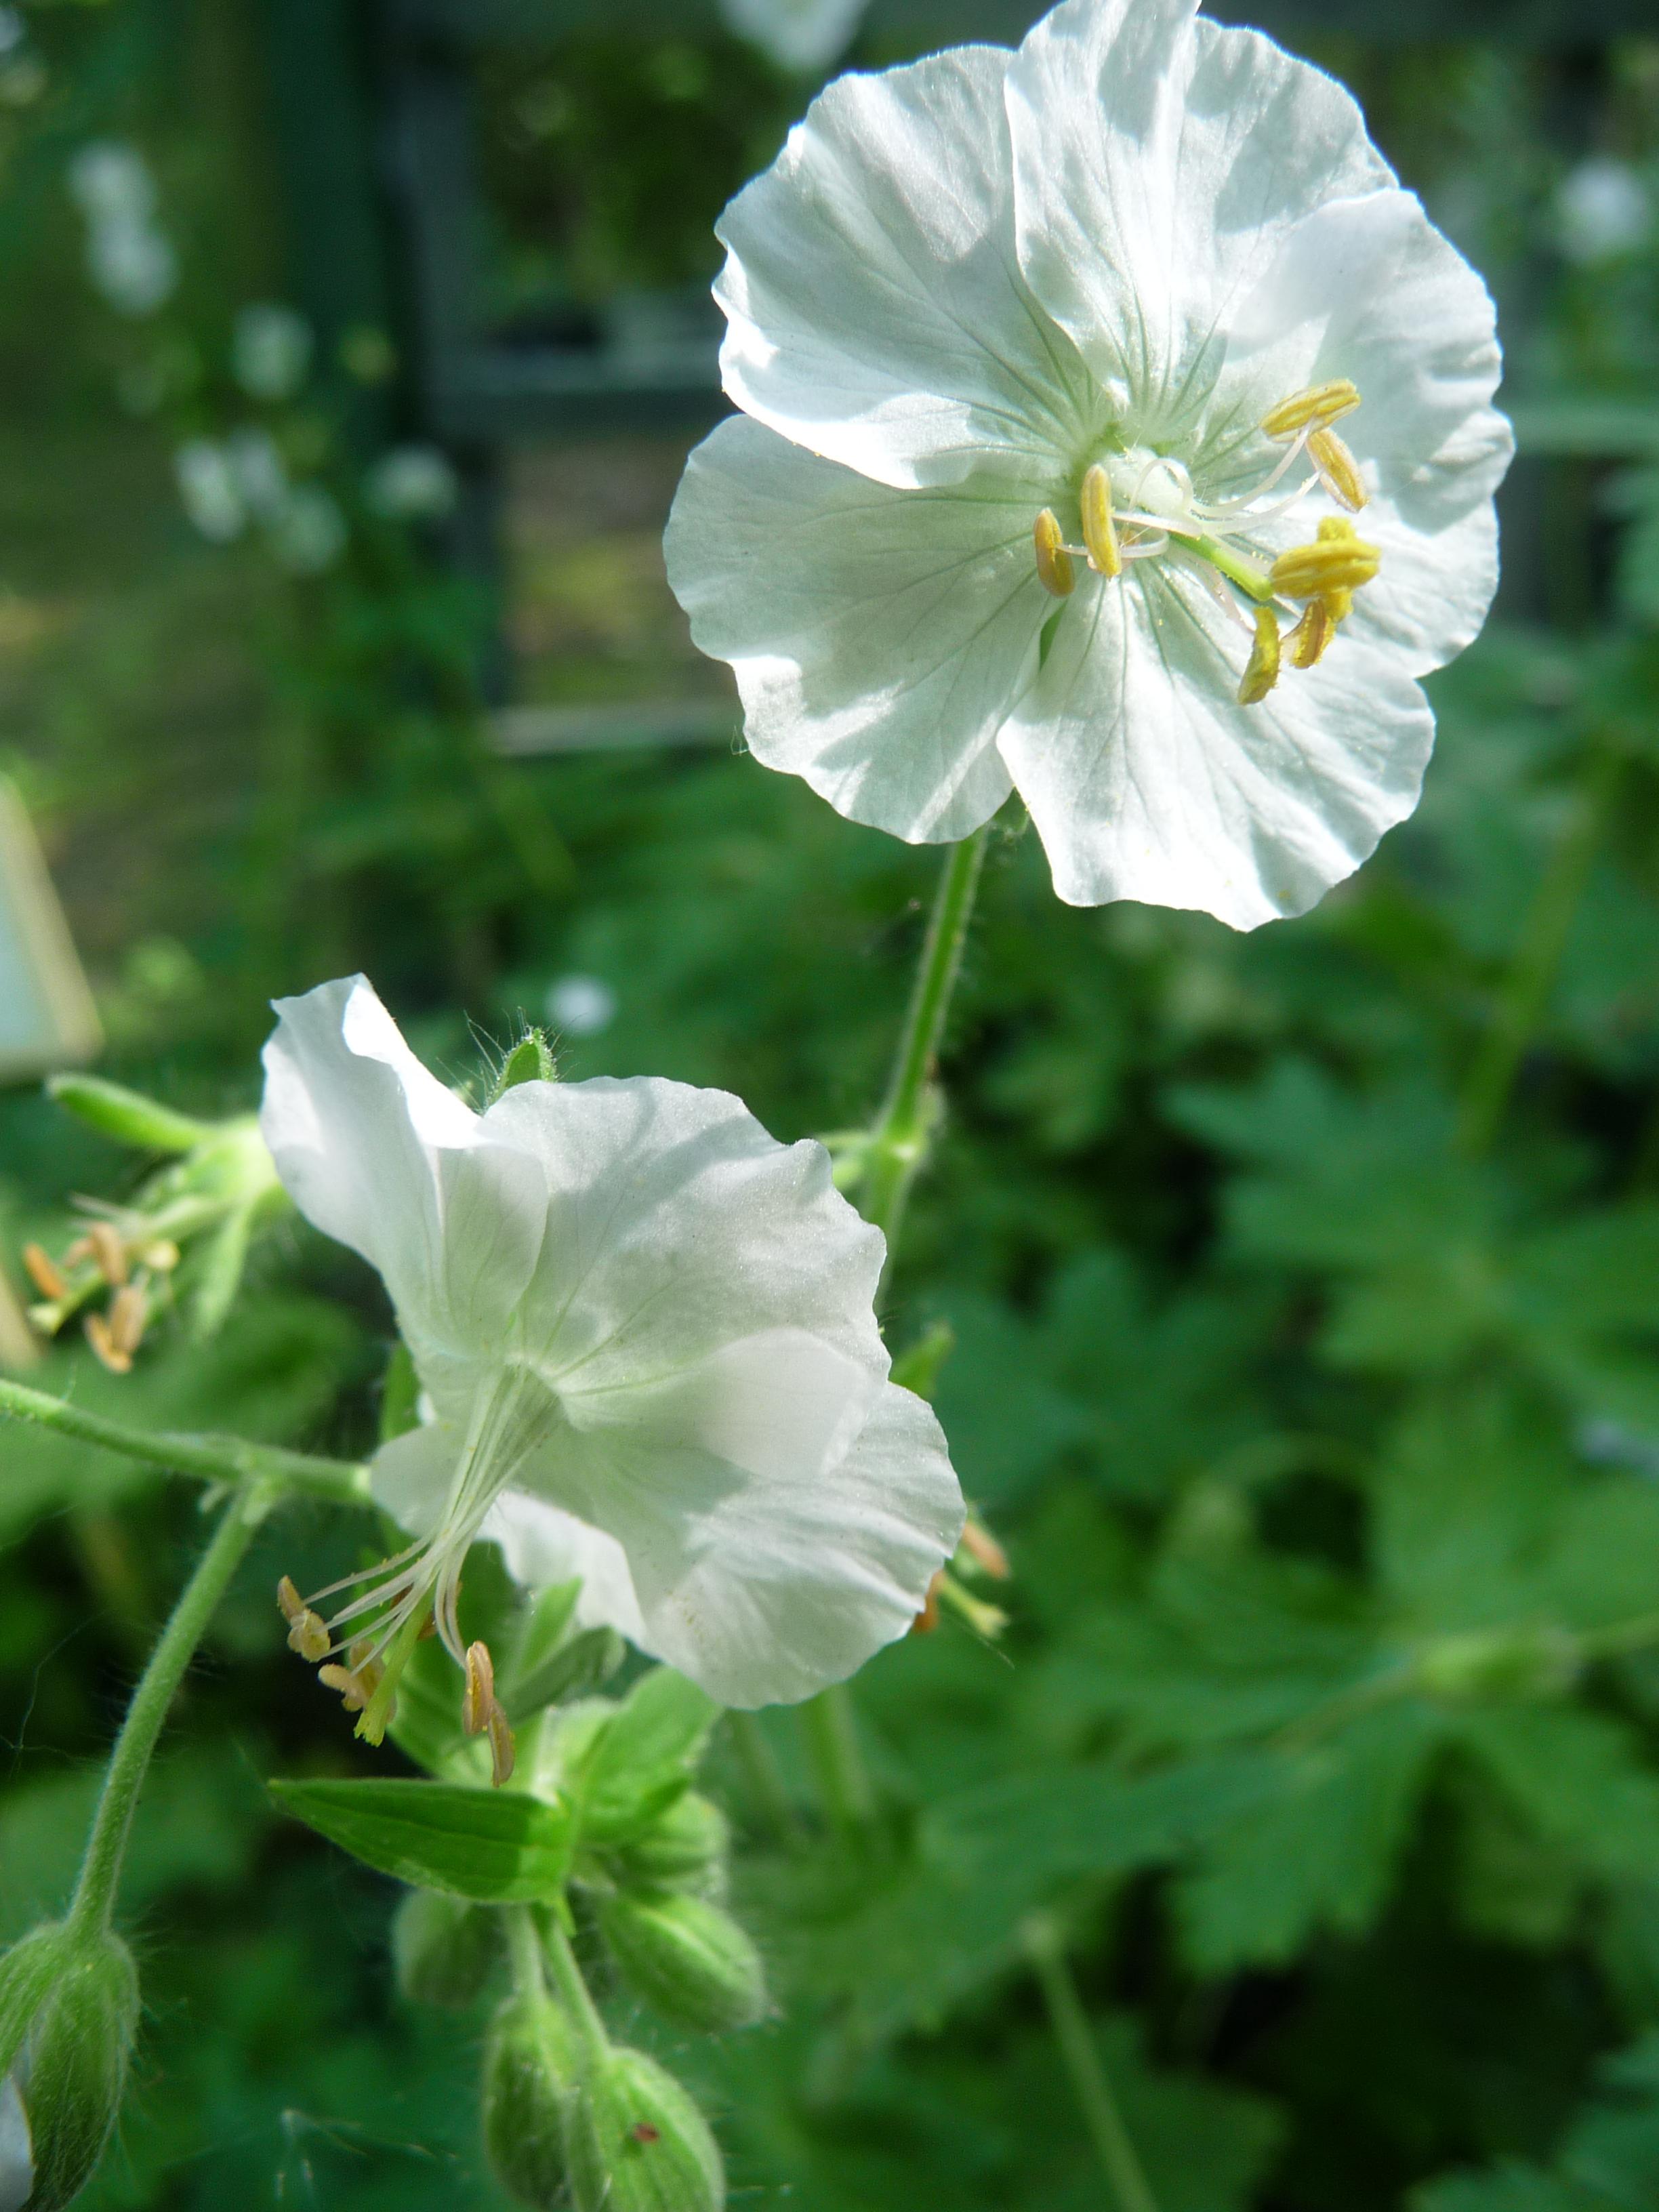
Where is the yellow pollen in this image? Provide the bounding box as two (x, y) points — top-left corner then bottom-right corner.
(1288, 600), (1338, 669)
(87, 1221), (129, 1288)
(277, 1575), (332, 1662)
(107, 1283), (148, 1360)
(1237, 606), (1284, 707)
(21, 1243), (66, 1302)
(1080, 464), (1122, 578)
(1269, 520), (1380, 600)
(1307, 426), (1367, 512)
(1261, 380), (1361, 438)
(84, 1311), (131, 1375)
(1033, 508), (1075, 597)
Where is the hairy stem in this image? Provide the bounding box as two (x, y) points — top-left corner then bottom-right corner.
(504, 1903), (547, 1999)
(68, 1490), (268, 1935)
(540, 1912), (611, 2066)
(1025, 1916), (1161, 2212)
(0, 1374), (371, 1508)
(728, 1711), (804, 1847)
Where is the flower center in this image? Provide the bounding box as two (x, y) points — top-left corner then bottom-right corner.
(1030, 381), (1380, 708)
(276, 1359), (565, 1779)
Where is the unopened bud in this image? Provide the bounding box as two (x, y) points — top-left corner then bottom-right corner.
(565, 2046), (722, 2212)
(598, 1889), (765, 2034)
(482, 1990), (578, 2209)
(1414, 1624), (1580, 1704)
(45, 1073), (209, 1155)
(392, 1889), (497, 2009)
(0, 1922), (138, 2211)
(614, 1793), (730, 1898)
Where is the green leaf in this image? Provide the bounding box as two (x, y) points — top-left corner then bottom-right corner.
(575, 1668), (719, 1843)
(504, 1625), (626, 1723)
(269, 1778), (573, 1901)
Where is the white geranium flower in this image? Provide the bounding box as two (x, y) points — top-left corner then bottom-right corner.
(666, 0), (1512, 931)
(232, 302), (314, 402)
(1556, 157), (1651, 266)
(173, 439), (245, 544)
(260, 977), (962, 1740)
(719, 0), (867, 75)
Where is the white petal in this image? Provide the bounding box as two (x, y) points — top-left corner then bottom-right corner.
(527, 1382), (962, 1708)
(997, 564), (1434, 930)
(667, 414), (1038, 842)
(0, 2073), (30, 2212)
(1006, 0), (1393, 425)
(485, 1491), (649, 1648)
(261, 977), (548, 1353)
(715, 43), (1103, 489)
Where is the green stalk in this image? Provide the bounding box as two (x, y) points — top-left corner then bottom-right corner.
(0, 1374), (371, 1509)
(504, 1903), (548, 1999)
(1458, 743), (1621, 1158)
(1024, 1916), (1161, 2212)
(800, 1686), (877, 1839)
(540, 1914), (611, 2066)
(68, 1490), (267, 1936)
(728, 1711), (804, 1847)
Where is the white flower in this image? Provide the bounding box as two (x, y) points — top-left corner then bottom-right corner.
(268, 485), (348, 575)
(1556, 157), (1651, 266)
(719, 0), (867, 74)
(173, 440), (245, 543)
(545, 974), (617, 1038)
(68, 142), (156, 226)
(0, 2071), (29, 2212)
(666, 0), (1512, 931)
(226, 427), (289, 523)
(232, 302), (314, 402)
(260, 977), (962, 1720)
(68, 142), (176, 316)
(364, 444), (460, 521)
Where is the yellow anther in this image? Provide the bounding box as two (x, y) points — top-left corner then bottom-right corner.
(108, 1283), (148, 1359)
(138, 1239), (181, 1273)
(1288, 599), (1338, 670)
(1033, 508), (1075, 598)
(278, 1575), (333, 1662)
(1261, 379), (1361, 439)
(86, 1221), (129, 1288)
(1308, 426), (1367, 512)
(462, 1640), (496, 1737)
(960, 1517), (1010, 1580)
(487, 1703), (516, 1788)
(1080, 464), (1122, 579)
(1269, 523), (1379, 600)
(319, 1661), (376, 1715)
(83, 1311), (132, 1375)
(911, 1568), (945, 1637)
(1237, 605), (1284, 707)
(21, 1243), (66, 1302)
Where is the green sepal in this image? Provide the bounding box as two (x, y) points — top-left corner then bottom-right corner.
(889, 1319), (956, 1401)
(574, 1671), (720, 1847)
(45, 1073), (209, 1153)
(270, 1778), (573, 1901)
(506, 1627), (627, 1725)
(483, 1990), (579, 2208)
(564, 2045), (722, 2212)
(488, 1030), (557, 1105)
(598, 1887), (766, 2034)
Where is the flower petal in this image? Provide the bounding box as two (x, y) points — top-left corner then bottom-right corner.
(996, 562), (1434, 929)
(1005, 0), (1393, 425)
(667, 414), (1037, 842)
(528, 1380), (963, 1708)
(715, 42), (1103, 489)
(261, 977), (548, 1354)
(486, 1492), (650, 1648)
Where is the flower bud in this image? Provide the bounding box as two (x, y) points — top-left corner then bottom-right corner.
(564, 2045), (722, 2212)
(598, 1889), (764, 2034)
(481, 1991), (579, 2209)
(614, 1793), (730, 1897)
(0, 1921), (138, 2211)
(1414, 1624), (1580, 1704)
(391, 1889), (498, 2009)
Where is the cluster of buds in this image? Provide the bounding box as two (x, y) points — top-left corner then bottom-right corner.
(18, 1076), (286, 1371)
(913, 1511), (1012, 1639)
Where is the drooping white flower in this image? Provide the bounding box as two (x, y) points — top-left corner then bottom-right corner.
(232, 302), (314, 402)
(666, 0), (1512, 931)
(268, 485), (348, 575)
(719, 0), (867, 75)
(1556, 157), (1651, 266)
(260, 977), (962, 1727)
(68, 142), (177, 317)
(173, 440), (245, 544)
(364, 443), (460, 522)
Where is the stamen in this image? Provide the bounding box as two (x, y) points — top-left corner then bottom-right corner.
(87, 1222), (128, 1288)
(1080, 464), (1122, 579)
(1307, 426), (1367, 512)
(1269, 519), (1380, 600)
(1033, 508), (1075, 598)
(21, 1244), (66, 1301)
(1238, 606), (1284, 706)
(910, 1569), (945, 1636)
(960, 1517), (1010, 1579)
(1288, 600), (1338, 670)
(84, 1311), (131, 1375)
(487, 1704), (516, 1787)
(107, 1284), (148, 1360)
(462, 1640), (496, 1736)
(1261, 380), (1361, 439)
(277, 1574), (332, 1662)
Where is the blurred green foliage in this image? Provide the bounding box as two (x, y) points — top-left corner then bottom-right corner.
(5, 4), (1659, 2211)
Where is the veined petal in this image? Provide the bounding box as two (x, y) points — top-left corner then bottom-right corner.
(716, 43), (1103, 489)
(485, 1489), (648, 1647)
(1005, 0), (1393, 426)
(667, 414), (1036, 844)
(260, 977), (547, 1351)
(996, 563), (1434, 930)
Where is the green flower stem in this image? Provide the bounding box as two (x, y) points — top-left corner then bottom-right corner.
(1024, 1915), (1161, 2212)
(800, 1684), (878, 1839)
(504, 1903), (547, 1999)
(859, 827), (990, 1256)
(67, 1489), (268, 1936)
(728, 1711), (804, 1848)
(541, 1913), (611, 2065)
(1458, 741), (1622, 1159)
(0, 1374), (371, 1509)
(1183, 533), (1277, 604)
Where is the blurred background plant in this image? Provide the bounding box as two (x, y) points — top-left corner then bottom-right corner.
(5, 3), (1659, 2210)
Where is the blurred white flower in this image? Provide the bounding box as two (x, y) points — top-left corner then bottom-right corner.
(544, 975), (616, 1038)
(0, 9), (24, 57)
(1557, 157), (1652, 266)
(0, 2071), (29, 2212)
(173, 440), (245, 543)
(261, 975), (962, 1713)
(268, 484), (348, 575)
(668, 0), (1512, 931)
(68, 142), (176, 316)
(68, 142), (157, 225)
(232, 302), (314, 402)
(226, 427), (289, 523)
(364, 444), (460, 521)
(719, 0), (867, 73)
